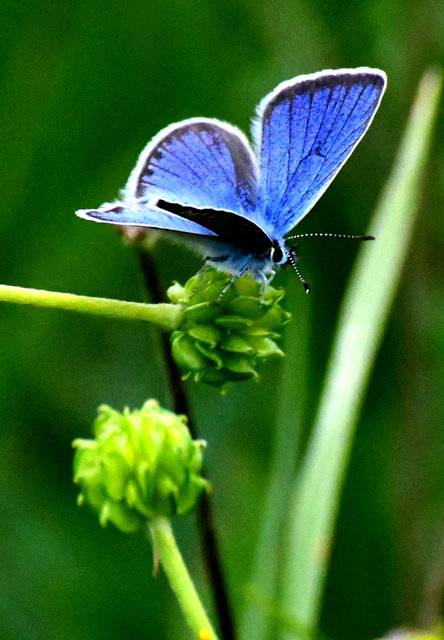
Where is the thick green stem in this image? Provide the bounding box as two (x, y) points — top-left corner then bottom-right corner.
(149, 517), (219, 640)
(0, 284), (182, 331)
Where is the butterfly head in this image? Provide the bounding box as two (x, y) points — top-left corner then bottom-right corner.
(264, 238), (309, 293)
(269, 239), (287, 266)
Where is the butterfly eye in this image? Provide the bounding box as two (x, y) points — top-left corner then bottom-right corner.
(271, 241), (284, 264)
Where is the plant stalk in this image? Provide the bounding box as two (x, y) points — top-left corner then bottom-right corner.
(149, 517), (219, 640)
(0, 284), (182, 331)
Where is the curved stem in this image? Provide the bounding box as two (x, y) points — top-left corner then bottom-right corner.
(149, 517), (219, 640)
(137, 249), (236, 640)
(0, 284), (182, 331)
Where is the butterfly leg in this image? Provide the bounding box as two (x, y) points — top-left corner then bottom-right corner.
(256, 271), (269, 297)
(189, 262), (212, 296)
(217, 267), (249, 303)
(251, 266), (275, 298)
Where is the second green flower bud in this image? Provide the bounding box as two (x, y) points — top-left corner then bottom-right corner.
(73, 400), (209, 533)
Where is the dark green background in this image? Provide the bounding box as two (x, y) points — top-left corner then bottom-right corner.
(1, 1), (443, 638)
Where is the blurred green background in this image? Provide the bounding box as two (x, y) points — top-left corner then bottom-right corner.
(1, 1), (443, 639)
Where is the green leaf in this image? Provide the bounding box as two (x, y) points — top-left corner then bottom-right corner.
(280, 69), (443, 638)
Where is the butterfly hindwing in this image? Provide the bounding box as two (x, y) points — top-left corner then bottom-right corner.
(156, 199), (272, 252)
(76, 203), (218, 237)
(125, 117), (259, 217)
(254, 68), (386, 236)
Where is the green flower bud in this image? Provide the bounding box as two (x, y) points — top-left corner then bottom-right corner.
(167, 269), (291, 386)
(73, 400), (209, 533)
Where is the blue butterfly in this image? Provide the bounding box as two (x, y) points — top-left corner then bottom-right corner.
(76, 67), (386, 291)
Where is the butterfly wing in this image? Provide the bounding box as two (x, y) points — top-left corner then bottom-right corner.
(125, 117), (259, 217)
(254, 68), (386, 236)
(155, 199), (272, 252)
(76, 202), (218, 237)
(76, 118), (264, 240)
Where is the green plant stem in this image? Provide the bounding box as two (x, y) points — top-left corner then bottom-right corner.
(149, 516), (219, 640)
(280, 69), (443, 638)
(0, 284), (182, 331)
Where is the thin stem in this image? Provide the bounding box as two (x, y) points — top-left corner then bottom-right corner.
(149, 517), (219, 640)
(420, 525), (444, 627)
(137, 250), (190, 415)
(137, 249), (236, 640)
(0, 284), (182, 331)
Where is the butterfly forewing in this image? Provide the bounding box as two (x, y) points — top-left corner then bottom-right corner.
(126, 118), (259, 216)
(255, 68), (386, 236)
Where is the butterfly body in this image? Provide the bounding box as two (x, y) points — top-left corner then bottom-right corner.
(76, 68), (386, 285)
(152, 198), (287, 282)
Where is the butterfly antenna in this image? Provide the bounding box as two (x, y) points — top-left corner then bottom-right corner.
(287, 232), (374, 241)
(287, 249), (310, 295)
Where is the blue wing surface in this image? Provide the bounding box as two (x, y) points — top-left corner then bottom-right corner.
(254, 68), (386, 236)
(125, 117), (259, 219)
(75, 202), (217, 237)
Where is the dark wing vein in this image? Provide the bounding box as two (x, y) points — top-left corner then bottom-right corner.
(279, 82), (367, 216)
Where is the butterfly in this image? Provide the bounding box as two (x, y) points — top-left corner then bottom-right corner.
(76, 67), (386, 292)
